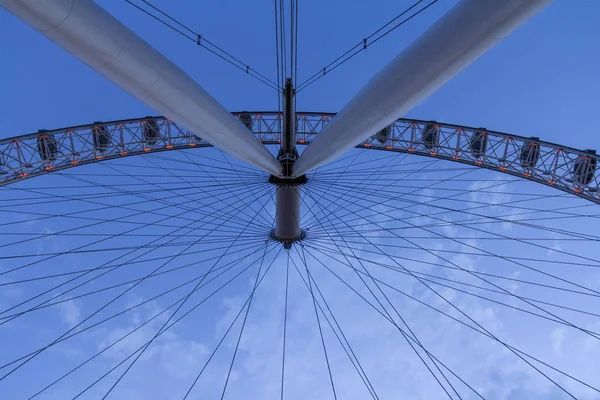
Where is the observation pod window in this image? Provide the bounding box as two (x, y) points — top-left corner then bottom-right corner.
(142, 119), (160, 146)
(373, 125), (392, 144)
(422, 123), (439, 150)
(520, 137), (540, 168)
(37, 131), (58, 162)
(92, 123), (110, 153)
(470, 130), (488, 158)
(572, 150), (597, 186)
(239, 113), (253, 131)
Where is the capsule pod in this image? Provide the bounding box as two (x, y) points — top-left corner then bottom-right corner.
(373, 125), (391, 144)
(37, 131), (58, 161)
(92, 123), (110, 153)
(142, 119), (160, 146)
(239, 113), (253, 131)
(573, 150), (597, 186)
(470, 130), (488, 158)
(520, 137), (540, 168)
(422, 123), (439, 150)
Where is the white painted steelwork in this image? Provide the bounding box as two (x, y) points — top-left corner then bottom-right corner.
(0, 0), (281, 175)
(294, 0), (553, 175)
(2, 113), (597, 203)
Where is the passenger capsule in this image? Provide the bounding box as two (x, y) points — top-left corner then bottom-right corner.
(92, 123), (110, 153)
(572, 150), (597, 186)
(142, 119), (160, 146)
(37, 130), (58, 161)
(470, 130), (488, 158)
(520, 137), (540, 168)
(373, 125), (391, 144)
(239, 113), (253, 131)
(422, 123), (439, 150)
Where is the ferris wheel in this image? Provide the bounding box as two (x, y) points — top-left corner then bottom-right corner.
(1, 0), (599, 399)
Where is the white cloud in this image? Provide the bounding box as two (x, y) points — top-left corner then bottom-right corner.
(57, 297), (82, 327)
(550, 327), (566, 354)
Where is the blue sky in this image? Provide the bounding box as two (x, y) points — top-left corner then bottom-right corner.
(1, 1), (600, 399)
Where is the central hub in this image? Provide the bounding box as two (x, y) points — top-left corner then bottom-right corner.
(269, 174), (307, 185)
(270, 78), (306, 248)
(270, 228), (306, 250)
(269, 175), (307, 249)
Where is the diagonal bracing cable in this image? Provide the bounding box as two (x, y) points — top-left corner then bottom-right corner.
(287, 250), (380, 400)
(0, 184), (274, 379)
(302, 190), (463, 398)
(302, 245), (599, 395)
(296, 0), (440, 92)
(302, 185), (590, 397)
(98, 179), (276, 397)
(123, 0), (279, 91)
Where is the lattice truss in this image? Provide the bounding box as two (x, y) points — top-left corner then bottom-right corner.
(1, 112), (598, 203)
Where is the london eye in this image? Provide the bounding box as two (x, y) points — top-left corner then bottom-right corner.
(1, 0), (599, 398)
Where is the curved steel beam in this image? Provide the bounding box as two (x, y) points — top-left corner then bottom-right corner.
(0, 0), (281, 175)
(1, 113), (597, 204)
(293, 0), (553, 175)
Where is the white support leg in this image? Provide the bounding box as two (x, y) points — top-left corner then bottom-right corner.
(0, 0), (281, 175)
(293, 0), (553, 176)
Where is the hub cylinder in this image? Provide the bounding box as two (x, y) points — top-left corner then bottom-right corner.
(275, 184), (301, 240)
